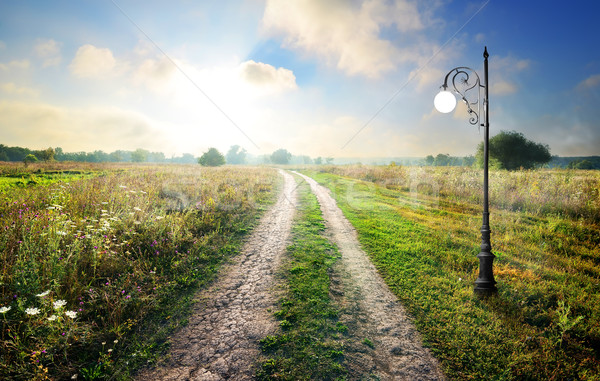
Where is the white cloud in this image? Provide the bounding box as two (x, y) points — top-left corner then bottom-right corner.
(0, 59), (30, 71)
(0, 82), (40, 97)
(489, 54), (531, 96)
(577, 74), (600, 90)
(238, 60), (297, 94)
(133, 56), (177, 93)
(69, 44), (117, 78)
(262, 0), (426, 78)
(34, 39), (62, 67)
(0, 100), (167, 152)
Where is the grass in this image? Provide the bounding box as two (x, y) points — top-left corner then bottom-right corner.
(302, 166), (600, 380)
(257, 175), (346, 380)
(0, 162), (278, 380)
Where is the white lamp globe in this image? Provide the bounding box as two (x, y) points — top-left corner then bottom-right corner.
(434, 90), (457, 113)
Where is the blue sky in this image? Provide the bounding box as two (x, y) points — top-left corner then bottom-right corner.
(1, 0), (599, 158)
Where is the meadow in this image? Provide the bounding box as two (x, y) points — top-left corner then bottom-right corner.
(2, 161), (599, 380)
(302, 165), (600, 380)
(0, 162), (278, 380)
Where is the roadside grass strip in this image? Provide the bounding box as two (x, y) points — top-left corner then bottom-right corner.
(304, 170), (600, 381)
(0, 164), (278, 380)
(258, 176), (346, 380)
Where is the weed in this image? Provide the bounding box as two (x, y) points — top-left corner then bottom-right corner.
(303, 167), (600, 380)
(0, 163), (278, 380)
(257, 176), (345, 380)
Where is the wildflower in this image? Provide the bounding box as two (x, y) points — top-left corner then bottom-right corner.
(25, 307), (41, 315)
(37, 290), (51, 297)
(56, 231), (67, 236)
(65, 310), (77, 319)
(114, 339), (119, 344)
(156, 216), (164, 220)
(0, 306), (11, 313)
(47, 315), (58, 321)
(107, 349), (113, 353)
(133, 207), (142, 212)
(119, 185), (127, 188)
(53, 300), (67, 310)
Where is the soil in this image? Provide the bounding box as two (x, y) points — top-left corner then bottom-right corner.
(294, 172), (445, 380)
(138, 170), (445, 380)
(138, 170), (298, 380)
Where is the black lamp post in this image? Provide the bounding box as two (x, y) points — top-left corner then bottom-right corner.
(433, 47), (497, 294)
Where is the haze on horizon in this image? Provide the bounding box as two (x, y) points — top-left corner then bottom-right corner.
(1, 1), (599, 159)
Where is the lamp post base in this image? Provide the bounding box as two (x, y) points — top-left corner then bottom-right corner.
(474, 250), (497, 295)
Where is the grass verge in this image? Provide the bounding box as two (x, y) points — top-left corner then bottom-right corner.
(257, 175), (346, 380)
(303, 169), (600, 381)
(0, 163), (278, 380)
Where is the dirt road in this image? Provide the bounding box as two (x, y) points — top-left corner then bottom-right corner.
(140, 170), (444, 380)
(294, 172), (445, 380)
(138, 170), (297, 380)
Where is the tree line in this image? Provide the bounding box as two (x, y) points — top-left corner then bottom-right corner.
(0, 144), (333, 166)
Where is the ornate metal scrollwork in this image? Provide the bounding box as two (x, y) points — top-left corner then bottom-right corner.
(441, 67), (484, 127)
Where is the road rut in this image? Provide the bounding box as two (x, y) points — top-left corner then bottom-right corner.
(295, 172), (445, 380)
(138, 170), (297, 380)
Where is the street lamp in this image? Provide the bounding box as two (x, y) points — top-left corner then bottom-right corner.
(434, 47), (497, 295)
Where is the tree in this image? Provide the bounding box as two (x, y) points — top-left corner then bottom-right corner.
(198, 147), (225, 166)
(226, 145), (247, 164)
(568, 159), (595, 169)
(131, 148), (149, 163)
(476, 130), (551, 170)
(314, 157), (323, 165)
(23, 154), (38, 166)
(434, 153), (451, 166)
(270, 148), (291, 165)
(425, 155), (435, 166)
(37, 147), (55, 162)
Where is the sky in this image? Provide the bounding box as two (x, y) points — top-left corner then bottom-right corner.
(1, 0), (599, 159)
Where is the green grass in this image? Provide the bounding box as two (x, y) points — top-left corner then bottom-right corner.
(302, 169), (600, 381)
(257, 176), (346, 381)
(0, 163), (278, 380)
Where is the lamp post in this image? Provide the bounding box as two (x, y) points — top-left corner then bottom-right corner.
(434, 47), (497, 295)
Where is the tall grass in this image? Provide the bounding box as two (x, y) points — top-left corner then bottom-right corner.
(303, 166), (600, 380)
(320, 164), (600, 222)
(0, 163), (277, 380)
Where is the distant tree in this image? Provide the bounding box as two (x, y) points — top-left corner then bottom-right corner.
(568, 159), (595, 169)
(37, 147), (55, 162)
(325, 157), (334, 164)
(131, 148), (149, 163)
(476, 130), (551, 170)
(425, 155), (435, 166)
(434, 153), (451, 166)
(270, 149), (292, 165)
(54, 147), (64, 161)
(198, 147), (225, 166)
(23, 154), (38, 166)
(463, 155), (476, 167)
(226, 145), (247, 164)
(301, 155), (313, 164)
(314, 157), (323, 165)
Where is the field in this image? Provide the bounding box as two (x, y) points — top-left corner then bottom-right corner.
(0, 163), (278, 380)
(1, 162), (599, 380)
(302, 165), (600, 380)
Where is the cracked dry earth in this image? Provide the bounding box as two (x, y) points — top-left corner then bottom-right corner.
(139, 170), (445, 380)
(138, 170), (298, 381)
(294, 172), (445, 381)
